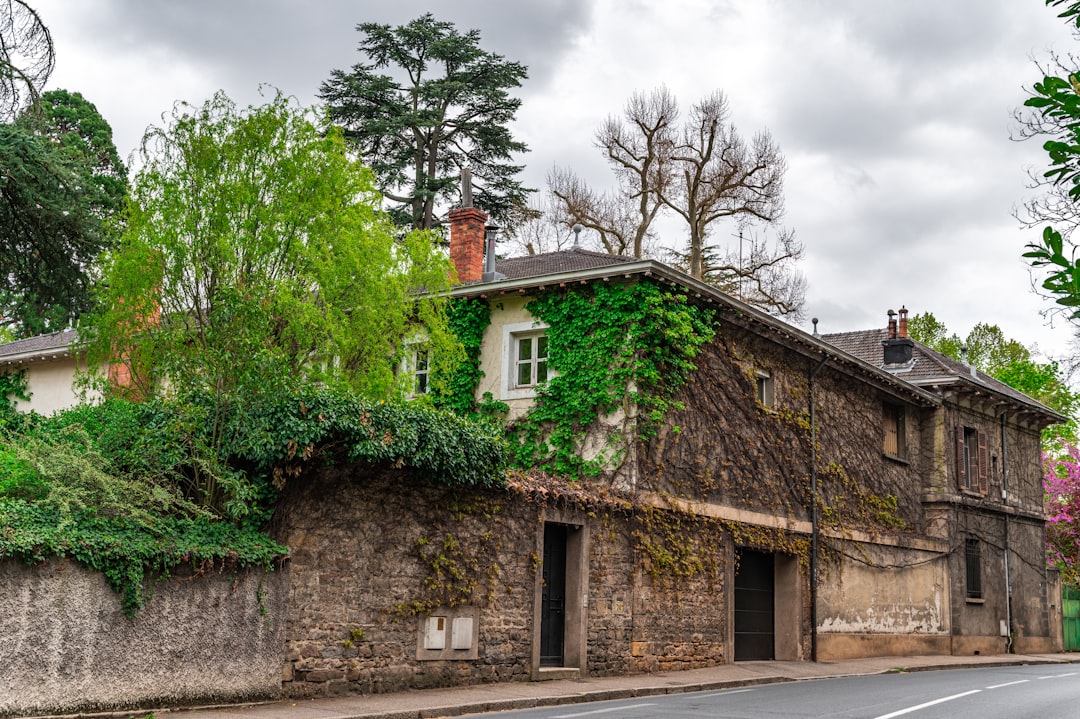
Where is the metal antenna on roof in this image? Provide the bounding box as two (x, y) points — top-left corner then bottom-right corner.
(572, 223), (582, 250)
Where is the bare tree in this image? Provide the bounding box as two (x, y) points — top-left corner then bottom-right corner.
(662, 91), (787, 280)
(547, 86), (801, 318)
(0, 0), (53, 121)
(501, 195), (576, 256)
(549, 86), (677, 258)
(669, 226), (805, 318)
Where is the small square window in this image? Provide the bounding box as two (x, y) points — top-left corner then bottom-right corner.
(514, 333), (548, 389)
(500, 320), (551, 400)
(756, 372), (774, 407)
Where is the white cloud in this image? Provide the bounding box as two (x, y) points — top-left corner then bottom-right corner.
(29, 0), (1080, 358)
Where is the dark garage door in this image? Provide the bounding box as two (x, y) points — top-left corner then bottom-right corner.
(734, 549), (774, 660)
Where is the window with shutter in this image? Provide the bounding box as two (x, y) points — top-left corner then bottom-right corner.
(956, 425), (988, 495)
(955, 426), (968, 490)
(977, 430), (989, 495)
(883, 403), (905, 459)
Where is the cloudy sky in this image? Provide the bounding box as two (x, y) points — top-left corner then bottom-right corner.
(29, 0), (1080, 357)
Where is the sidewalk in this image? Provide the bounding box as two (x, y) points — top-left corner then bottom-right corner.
(158, 653), (1080, 719)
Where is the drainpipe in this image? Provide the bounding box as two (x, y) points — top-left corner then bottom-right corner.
(1001, 412), (1013, 653)
(808, 354), (828, 662)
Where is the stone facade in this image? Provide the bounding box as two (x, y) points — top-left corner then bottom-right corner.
(276, 467), (748, 698)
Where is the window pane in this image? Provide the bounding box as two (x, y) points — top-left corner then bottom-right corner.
(537, 335), (548, 359)
(416, 350), (428, 371)
(537, 359), (547, 383)
(518, 337), (532, 361)
(517, 361), (532, 387)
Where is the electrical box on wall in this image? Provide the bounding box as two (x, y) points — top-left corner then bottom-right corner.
(451, 617), (474, 650)
(424, 616), (447, 650)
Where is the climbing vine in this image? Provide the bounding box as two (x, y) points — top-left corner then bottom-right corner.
(507, 281), (715, 477)
(432, 297), (492, 415)
(0, 369), (29, 427)
(386, 494), (507, 619)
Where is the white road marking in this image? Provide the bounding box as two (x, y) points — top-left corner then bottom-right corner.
(687, 688), (755, 699)
(986, 679), (1029, 689)
(552, 703), (658, 718)
(1037, 672), (1077, 679)
(871, 690), (982, 719)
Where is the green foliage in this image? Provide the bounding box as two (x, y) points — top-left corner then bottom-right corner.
(1, 88), (125, 335)
(32, 89), (127, 215)
(319, 13), (531, 229)
(0, 368), (28, 428)
(909, 312), (1078, 445)
(507, 281), (715, 476)
(1023, 3), (1080, 316)
(431, 297), (494, 415)
(0, 499), (285, 615)
(83, 90), (460, 444)
(0, 388), (504, 612)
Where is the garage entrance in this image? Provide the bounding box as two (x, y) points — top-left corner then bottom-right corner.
(734, 549), (775, 660)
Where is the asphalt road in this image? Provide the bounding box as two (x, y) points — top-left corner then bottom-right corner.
(471, 665), (1080, 719)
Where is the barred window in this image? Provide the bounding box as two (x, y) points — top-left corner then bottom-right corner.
(965, 538), (982, 600)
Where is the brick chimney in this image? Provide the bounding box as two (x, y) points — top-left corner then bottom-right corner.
(448, 168), (487, 284)
(449, 206), (487, 283)
(882, 307), (914, 366)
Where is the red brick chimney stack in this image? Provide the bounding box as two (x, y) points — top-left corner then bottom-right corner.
(898, 306), (909, 339)
(886, 309), (897, 340)
(448, 168), (488, 284)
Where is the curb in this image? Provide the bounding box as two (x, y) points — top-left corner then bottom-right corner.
(290, 656), (1080, 719)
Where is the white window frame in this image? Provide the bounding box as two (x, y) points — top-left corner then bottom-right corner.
(755, 370), (775, 408)
(501, 320), (550, 400)
(402, 335), (431, 399)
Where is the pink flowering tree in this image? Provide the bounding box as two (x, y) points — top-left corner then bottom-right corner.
(1045, 444), (1080, 587)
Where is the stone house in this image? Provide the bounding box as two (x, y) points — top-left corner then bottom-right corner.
(0, 200), (1065, 701)
(276, 202), (1063, 697)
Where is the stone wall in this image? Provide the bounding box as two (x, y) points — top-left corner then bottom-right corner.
(0, 558), (287, 717)
(277, 466), (742, 698)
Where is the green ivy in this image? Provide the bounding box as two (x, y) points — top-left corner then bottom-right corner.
(507, 281), (715, 477)
(0, 369), (29, 429)
(0, 387), (506, 612)
(0, 499), (285, 615)
(433, 297), (492, 415)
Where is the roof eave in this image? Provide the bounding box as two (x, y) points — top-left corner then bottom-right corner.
(909, 375), (1067, 425)
(449, 260), (941, 407)
(0, 347), (73, 367)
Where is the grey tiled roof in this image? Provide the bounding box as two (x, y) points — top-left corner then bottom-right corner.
(495, 248), (638, 279)
(0, 328), (78, 362)
(822, 328), (1060, 418)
